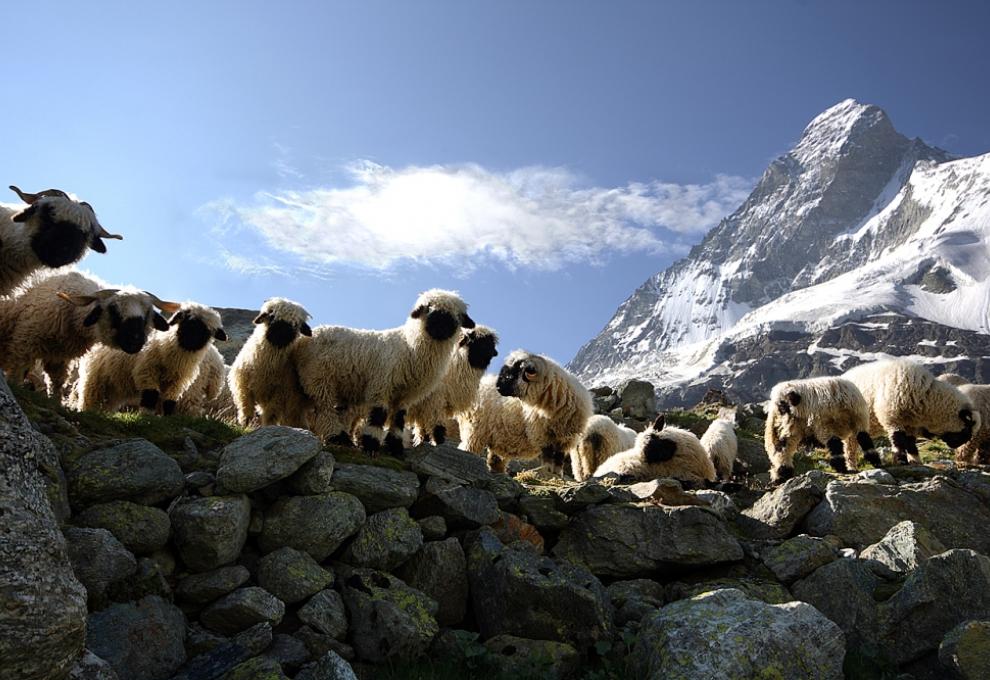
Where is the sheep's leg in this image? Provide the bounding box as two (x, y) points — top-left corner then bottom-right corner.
(234, 391), (257, 427)
(360, 406), (388, 453)
(857, 432), (882, 468)
(140, 389), (160, 413)
(840, 435), (861, 473)
(432, 424), (447, 446)
(890, 430), (918, 465)
(540, 445), (567, 478)
(383, 408), (406, 458)
(487, 451), (506, 473)
(770, 436), (800, 484)
(43, 361), (68, 401)
(826, 436), (849, 473)
(314, 407), (349, 445)
(955, 442), (979, 467)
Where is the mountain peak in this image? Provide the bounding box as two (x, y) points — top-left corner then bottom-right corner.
(793, 99), (896, 163)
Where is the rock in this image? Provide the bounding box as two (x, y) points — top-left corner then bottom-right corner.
(553, 481), (612, 513)
(553, 504), (742, 578)
(185, 471), (215, 490)
(396, 538), (469, 626)
(64, 527), (137, 608)
(329, 463), (420, 513)
(86, 596), (187, 680)
(590, 385), (614, 397)
(667, 577), (793, 605)
(185, 623), (228, 658)
(264, 634), (310, 674)
(298, 589), (349, 639)
(66, 439), (184, 507)
(220, 656), (288, 679)
(342, 507), (423, 570)
(518, 493), (570, 531)
(693, 489), (739, 519)
(170, 495), (251, 572)
(593, 393), (620, 414)
(293, 627), (354, 663)
(171, 623), (273, 680)
(407, 444), (491, 484)
(340, 568), (439, 663)
(939, 620), (990, 680)
(631, 588), (845, 679)
(107, 556), (172, 603)
(878, 549), (990, 665)
(177, 566), (252, 604)
(75, 500), (171, 555)
(466, 527), (613, 650)
(483, 635), (580, 680)
(625, 478), (708, 506)
(417, 515), (447, 540)
(294, 651), (358, 680)
(860, 520), (948, 573)
(0, 375), (87, 680)
(200, 587), (286, 635)
(737, 471), (828, 540)
(858, 468), (897, 484)
(607, 579), (666, 627)
(217, 426), (321, 493)
(289, 451), (337, 495)
(736, 437), (771, 474)
(480, 473), (526, 511)
(618, 379), (656, 419)
(69, 650), (119, 680)
(413, 477), (500, 528)
(762, 535), (841, 584)
(490, 512), (545, 553)
(149, 548), (177, 577)
(258, 493), (365, 561)
(256, 547), (334, 604)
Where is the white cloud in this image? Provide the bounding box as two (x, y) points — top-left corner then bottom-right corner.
(207, 161), (751, 272)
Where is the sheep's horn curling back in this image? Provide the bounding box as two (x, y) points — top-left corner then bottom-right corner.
(9, 185), (69, 204)
(95, 224), (123, 240)
(144, 292), (182, 315)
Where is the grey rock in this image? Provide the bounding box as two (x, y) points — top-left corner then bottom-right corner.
(483, 635), (580, 680)
(176, 566), (251, 604)
(694, 489), (739, 519)
(185, 471), (215, 489)
(107, 556), (171, 603)
(264, 634), (310, 674)
(256, 547), (334, 604)
(292, 627), (354, 663)
(64, 527), (137, 608)
(217, 426), (321, 493)
(185, 623), (228, 658)
(553, 504), (742, 578)
(607, 579), (666, 627)
(170, 623), (273, 680)
(480, 473), (526, 511)
(763, 534), (841, 584)
(518, 493), (570, 531)
(859, 520), (948, 573)
(329, 463), (420, 513)
(200, 587), (285, 635)
(86, 596), (187, 680)
(417, 515), (447, 540)
(75, 500), (171, 555)
(736, 437), (771, 474)
(294, 651), (358, 680)
(939, 620), (990, 680)
(553, 481), (612, 513)
(618, 379), (656, 419)
(342, 507), (422, 570)
(170, 495), (251, 572)
(407, 443), (491, 484)
(298, 589), (349, 639)
(66, 439), (184, 507)
(413, 477), (500, 528)
(738, 471), (828, 540)
(219, 656), (287, 679)
(396, 538), (469, 626)
(258, 492), (365, 561)
(69, 650), (119, 680)
(858, 468), (897, 485)
(666, 577), (793, 606)
(289, 451), (337, 495)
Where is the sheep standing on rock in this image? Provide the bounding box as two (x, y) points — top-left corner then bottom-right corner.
(457, 350), (593, 475)
(229, 298), (313, 428)
(570, 414), (637, 482)
(294, 289), (474, 455)
(700, 407), (738, 481)
(0, 185), (121, 296)
(843, 358), (980, 465)
(76, 303), (226, 415)
(937, 374), (990, 466)
(593, 414), (717, 485)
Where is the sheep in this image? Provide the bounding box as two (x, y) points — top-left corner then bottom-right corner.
(406, 325), (499, 446)
(763, 376), (880, 483)
(228, 297), (314, 428)
(593, 414), (717, 485)
(938, 372), (969, 386)
(937, 374), (990, 466)
(700, 407), (738, 481)
(0, 270), (176, 397)
(75, 303), (226, 415)
(0, 185), (121, 296)
(569, 414), (637, 482)
(457, 350), (593, 476)
(294, 289), (474, 454)
(175, 344), (227, 417)
(843, 358), (980, 465)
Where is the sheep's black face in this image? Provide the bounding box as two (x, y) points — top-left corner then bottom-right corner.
(115, 316), (150, 354)
(265, 319), (298, 348)
(30, 204), (91, 267)
(941, 425), (974, 449)
(466, 334), (498, 370)
(425, 309), (458, 341)
(178, 317), (211, 352)
(496, 362), (521, 397)
(644, 435), (677, 464)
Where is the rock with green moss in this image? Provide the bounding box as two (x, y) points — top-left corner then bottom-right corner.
(298, 589), (348, 639)
(75, 500), (171, 555)
(763, 534), (841, 584)
(107, 556), (172, 603)
(329, 464), (420, 513)
(171, 623), (273, 680)
(631, 588), (845, 679)
(607, 579), (666, 627)
(177, 566), (251, 604)
(170, 495), (251, 572)
(407, 443), (491, 484)
(939, 620), (990, 679)
(413, 476), (500, 528)
(217, 426), (321, 493)
(667, 577), (793, 606)
(860, 520), (947, 573)
(289, 451), (336, 495)
(484, 635), (580, 680)
(396, 537), (469, 626)
(295, 650), (358, 680)
(553, 481), (611, 513)
(292, 626), (354, 662)
(256, 547), (334, 604)
(219, 655), (287, 680)
(737, 471), (829, 540)
(86, 595), (187, 680)
(342, 507), (423, 571)
(258, 492), (365, 561)
(480, 473), (526, 511)
(417, 515), (447, 540)
(200, 587), (285, 636)
(64, 527), (137, 609)
(66, 439), (184, 508)
(518, 494), (570, 530)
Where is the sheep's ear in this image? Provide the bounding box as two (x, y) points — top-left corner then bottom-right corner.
(152, 312), (169, 331)
(57, 291), (99, 307)
(11, 205), (37, 223)
(253, 312), (269, 325)
(168, 312), (183, 326)
(82, 305), (103, 327)
(214, 328), (228, 341)
(652, 414), (666, 430)
(300, 322), (312, 337)
(460, 313), (476, 329)
(410, 304), (427, 319)
(786, 391), (801, 407)
(645, 437), (677, 464)
(89, 235), (108, 253)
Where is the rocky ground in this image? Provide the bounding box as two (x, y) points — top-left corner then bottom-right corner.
(3, 377), (990, 680)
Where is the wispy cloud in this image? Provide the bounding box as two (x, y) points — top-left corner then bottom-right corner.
(204, 161), (751, 273)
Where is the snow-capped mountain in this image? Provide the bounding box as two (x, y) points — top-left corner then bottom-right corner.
(569, 99), (990, 406)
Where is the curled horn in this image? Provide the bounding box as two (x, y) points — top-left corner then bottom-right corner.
(10, 185), (70, 204)
(56, 288), (120, 306)
(144, 292), (181, 315)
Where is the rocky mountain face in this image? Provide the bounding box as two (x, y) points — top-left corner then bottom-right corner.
(570, 99), (990, 406)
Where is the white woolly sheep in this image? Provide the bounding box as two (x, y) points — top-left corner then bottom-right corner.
(938, 372), (969, 386)
(593, 414), (717, 485)
(457, 350), (593, 475)
(843, 358), (980, 465)
(700, 407), (738, 481)
(175, 344), (227, 417)
(0, 270), (176, 398)
(763, 376), (880, 483)
(937, 374), (990, 466)
(76, 302), (226, 415)
(406, 325), (499, 446)
(294, 289), (474, 455)
(229, 297), (314, 428)
(0, 185), (121, 296)
(570, 414), (637, 482)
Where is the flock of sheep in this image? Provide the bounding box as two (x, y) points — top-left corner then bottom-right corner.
(2, 184), (988, 488)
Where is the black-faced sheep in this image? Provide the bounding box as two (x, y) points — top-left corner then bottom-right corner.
(700, 407), (738, 481)
(843, 358), (980, 465)
(593, 414), (716, 484)
(175, 344), (227, 418)
(570, 414), (637, 482)
(229, 297), (313, 428)
(937, 374), (990, 466)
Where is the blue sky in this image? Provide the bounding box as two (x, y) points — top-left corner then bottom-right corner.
(6, 1), (990, 366)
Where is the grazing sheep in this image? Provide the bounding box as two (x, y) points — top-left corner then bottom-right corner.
(570, 414), (637, 482)
(700, 407), (738, 481)
(0, 270), (175, 397)
(175, 344), (227, 417)
(593, 414), (717, 485)
(843, 358), (980, 465)
(0, 185), (121, 295)
(457, 350), (593, 475)
(76, 303), (226, 415)
(763, 376), (881, 483)
(937, 374), (990, 466)
(229, 297), (313, 427)
(294, 289), (474, 454)
(406, 325), (499, 446)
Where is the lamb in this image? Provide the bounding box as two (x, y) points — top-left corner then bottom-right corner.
(457, 350), (593, 475)
(700, 407), (738, 481)
(937, 374), (990, 466)
(763, 375), (881, 483)
(569, 414), (637, 482)
(76, 303), (226, 415)
(294, 289), (474, 454)
(406, 325), (499, 446)
(0, 185), (121, 296)
(843, 358), (980, 465)
(0, 270), (176, 397)
(593, 414), (717, 485)
(229, 297), (314, 428)
(175, 344), (227, 417)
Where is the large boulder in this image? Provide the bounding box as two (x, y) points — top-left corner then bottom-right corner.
(64, 527), (137, 608)
(176, 565), (251, 604)
(483, 635), (580, 680)
(939, 620), (990, 680)
(170, 495), (251, 572)
(256, 547), (335, 604)
(413, 477), (501, 528)
(859, 520), (948, 573)
(289, 451), (337, 495)
(66, 439), (183, 507)
(75, 500), (171, 555)
(342, 507), (423, 570)
(200, 587), (286, 635)
(762, 534), (840, 584)
(170, 623), (272, 680)
(216, 426), (321, 493)
(618, 379), (656, 419)
(298, 589), (349, 640)
(85, 595), (187, 680)
(607, 579), (667, 627)
(407, 444), (492, 485)
(258, 492), (365, 561)
(737, 471), (828, 540)
(0, 375), (87, 680)
(630, 588), (845, 679)
(329, 463), (420, 513)
(396, 537), (470, 626)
